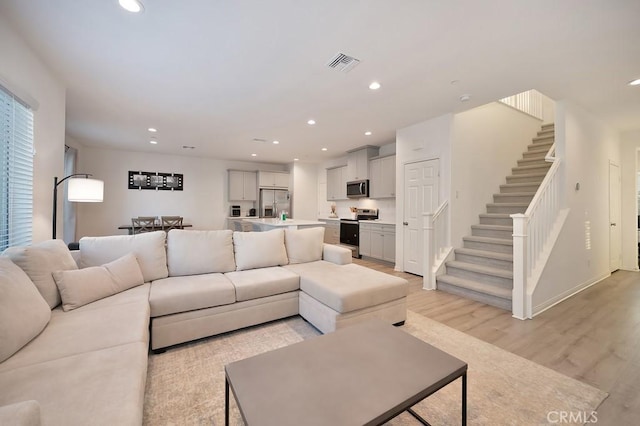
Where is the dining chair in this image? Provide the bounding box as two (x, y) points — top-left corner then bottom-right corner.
(131, 217), (156, 234)
(161, 216), (183, 231)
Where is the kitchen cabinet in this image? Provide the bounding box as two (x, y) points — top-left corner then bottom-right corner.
(319, 219), (339, 244)
(346, 146), (379, 181)
(370, 155), (396, 198)
(359, 222), (395, 263)
(326, 165), (347, 201)
(258, 171), (289, 189)
(228, 170), (257, 201)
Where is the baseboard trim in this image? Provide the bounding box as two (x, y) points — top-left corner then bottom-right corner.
(531, 271), (610, 317)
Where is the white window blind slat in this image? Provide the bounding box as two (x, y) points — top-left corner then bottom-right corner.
(0, 84), (33, 251)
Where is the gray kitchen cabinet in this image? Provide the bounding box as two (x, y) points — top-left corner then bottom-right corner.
(359, 222), (395, 263)
(326, 165), (347, 201)
(228, 170), (257, 201)
(369, 155), (396, 198)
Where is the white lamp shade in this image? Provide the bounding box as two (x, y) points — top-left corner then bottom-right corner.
(67, 178), (104, 202)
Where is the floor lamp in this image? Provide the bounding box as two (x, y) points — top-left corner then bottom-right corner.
(53, 174), (104, 239)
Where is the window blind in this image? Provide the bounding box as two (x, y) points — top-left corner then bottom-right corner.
(0, 84), (34, 251)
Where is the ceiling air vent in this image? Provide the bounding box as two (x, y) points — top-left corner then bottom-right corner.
(326, 52), (360, 73)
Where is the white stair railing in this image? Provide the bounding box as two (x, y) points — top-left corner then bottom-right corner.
(500, 90), (545, 121)
(511, 144), (561, 319)
(423, 200), (450, 290)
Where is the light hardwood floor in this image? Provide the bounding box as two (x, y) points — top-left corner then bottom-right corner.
(355, 257), (640, 425)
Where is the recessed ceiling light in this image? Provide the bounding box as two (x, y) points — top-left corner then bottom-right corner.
(369, 82), (381, 90)
(364, 131), (372, 136)
(148, 127), (157, 132)
(460, 94), (471, 102)
(629, 78), (640, 86)
(321, 148), (328, 151)
(251, 153), (257, 157)
(149, 140), (157, 145)
(294, 158), (299, 161)
(273, 140), (279, 144)
(119, 0), (144, 13)
(307, 119), (316, 125)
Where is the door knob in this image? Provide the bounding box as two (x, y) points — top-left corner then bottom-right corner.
(610, 223), (617, 226)
(403, 221), (409, 226)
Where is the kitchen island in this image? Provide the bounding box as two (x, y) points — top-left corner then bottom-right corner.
(243, 218), (325, 231)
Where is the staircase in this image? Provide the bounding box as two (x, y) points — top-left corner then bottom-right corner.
(436, 123), (554, 310)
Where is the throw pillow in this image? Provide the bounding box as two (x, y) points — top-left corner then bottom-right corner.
(0, 257), (51, 363)
(167, 229), (236, 276)
(284, 227), (325, 264)
(52, 253), (145, 311)
(233, 229), (288, 271)
(3, 239), (78, 309)
(79, 231), (168, 282)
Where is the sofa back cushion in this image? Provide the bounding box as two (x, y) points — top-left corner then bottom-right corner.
(0, 257), (51, 363)
(79, 231), (168, 282)
(284, 227), (325, 264)
(167, 229), (236, 276)
(3, 239), (78, 309)
(52, 253), (145, 311)
(233, 229), (288, 271)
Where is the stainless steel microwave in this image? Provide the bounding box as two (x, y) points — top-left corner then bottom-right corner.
(346, 179), (369, 198)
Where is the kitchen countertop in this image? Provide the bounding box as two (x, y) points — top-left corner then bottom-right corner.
(227, 216), (259, 219)
(318, 217), (396, 226)
(244, 218), (325, 227)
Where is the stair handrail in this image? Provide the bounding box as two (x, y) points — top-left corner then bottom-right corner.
(423, 200), (449, 290)
(512, 146), (562, 319)
(544, 143), (556, 162)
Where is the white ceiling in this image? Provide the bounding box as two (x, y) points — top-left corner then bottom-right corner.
(1, 0), (639, 164)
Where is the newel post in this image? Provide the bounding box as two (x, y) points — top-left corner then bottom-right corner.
(511, 213), (528, 319)
(423, 212), (435, 290)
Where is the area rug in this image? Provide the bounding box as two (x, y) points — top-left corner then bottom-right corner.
(143, 311), (607, 425)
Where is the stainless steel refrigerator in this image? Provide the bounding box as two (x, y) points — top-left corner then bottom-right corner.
(259, 189), (290, 218)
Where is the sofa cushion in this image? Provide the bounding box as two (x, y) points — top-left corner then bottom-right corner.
(79, 231), (168, 282)
(0, 294), (150, 373)
(284, 227), (324, 264)
(0, 257), (51, 363)
(233, 229), (288, 271)
(167, 229), (236, 276)
(149, 274), (236, 317)
(0, 342), (148, 426)
(52, 254), (145, 311)
(0, 400), (41, 426)
(225, 267), (300, 302)
(3, 239), (78, 309)
(284, 261), (408, 313)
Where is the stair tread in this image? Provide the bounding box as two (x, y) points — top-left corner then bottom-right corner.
(513, 164), (552, 170)
(494, 192), (536, 196)
(463, 235), (513, 245)
(437, 275), (512, 300)
(500, 183), (540, 188)
(533, 135), (554, 141)
(479, 213), (512, 218)
(507, 172), (547, 178)
(446, 260), (513, 279)
(486, 202), (529, 207)
(471, 224), (513, 231)
(455, 247), (514, 261)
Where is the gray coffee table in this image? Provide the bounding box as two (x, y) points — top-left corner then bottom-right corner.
(224, 319), (467, 425)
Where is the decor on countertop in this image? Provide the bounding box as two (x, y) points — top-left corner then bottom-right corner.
(128, 171), (183, 191)
(329, 203), (337, 218)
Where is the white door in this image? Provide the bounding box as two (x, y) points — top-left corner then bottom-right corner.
(609, 161), (622, 271)
(403, 159), (439, 275)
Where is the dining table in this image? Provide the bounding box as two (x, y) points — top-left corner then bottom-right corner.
(117, 224), (192, 235)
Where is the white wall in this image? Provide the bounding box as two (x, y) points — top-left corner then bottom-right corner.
(396, 114), (453, 271)
(620, 130), (640, 270)
(0, 14), (66, 243)
(532, 101), (621, 313)
(450, 102), (542, 248)
(291, 162), (318, 220)
(76, 145), (287, 237)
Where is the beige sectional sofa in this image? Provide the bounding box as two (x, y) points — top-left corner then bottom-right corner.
(0, 227), (408, 425)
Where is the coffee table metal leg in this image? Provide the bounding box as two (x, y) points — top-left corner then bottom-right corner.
(225, 376), (229, 426)
(462, 372), (467, 426)
(406, 407), (431, 425)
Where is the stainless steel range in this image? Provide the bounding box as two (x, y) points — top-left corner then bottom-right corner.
(339, 208), (378, 258)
